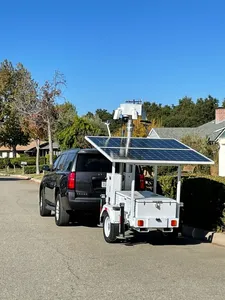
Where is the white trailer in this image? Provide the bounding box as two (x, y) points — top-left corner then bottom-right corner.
(85, 101), (214, 243)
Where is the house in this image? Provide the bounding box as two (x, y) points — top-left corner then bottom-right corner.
(148, 108), (225, 176)
(39, 142), (61, 157)
(0, 140), (61, 158)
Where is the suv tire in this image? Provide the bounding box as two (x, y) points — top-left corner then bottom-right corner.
(103, 212), (119, 243)
(55, 193), (70, 226)
(39, 189), (51, 216)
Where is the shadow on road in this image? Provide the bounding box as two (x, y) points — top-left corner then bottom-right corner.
(123, 231), (203, 247)
(65, 216), (204, 246)
(0, 177), (29, 182)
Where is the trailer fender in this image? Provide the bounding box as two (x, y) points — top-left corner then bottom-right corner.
(100, 204), (120, 224)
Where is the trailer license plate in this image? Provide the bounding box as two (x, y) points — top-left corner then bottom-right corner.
(101, 181), (106, 188)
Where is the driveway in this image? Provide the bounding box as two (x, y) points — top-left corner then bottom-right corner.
(0, 176), (225, 300)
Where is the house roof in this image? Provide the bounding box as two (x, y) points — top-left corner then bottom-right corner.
(40, 142), (60, 150)
(149, 119), (225, 142)
(18, 141), (47, 151)
(0, 140), (47, 152)
(149, 128), (197, 140)
(0, 146), (11, 151)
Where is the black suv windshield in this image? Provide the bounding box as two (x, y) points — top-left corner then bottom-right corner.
(76, 153), (112, 172)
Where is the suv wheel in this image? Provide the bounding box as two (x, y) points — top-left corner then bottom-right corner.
(55, 194), (70, 226)
(39, 189), (51, 216)
(103, 212), (119, 243)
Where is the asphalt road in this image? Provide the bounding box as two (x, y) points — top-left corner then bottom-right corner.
(0, 177), (225, 300)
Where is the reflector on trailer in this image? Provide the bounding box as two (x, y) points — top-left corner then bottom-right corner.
(137, 220), (144, 226)
(171, 220), (177, 227)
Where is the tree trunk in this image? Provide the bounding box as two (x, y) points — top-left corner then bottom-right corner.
(12, 145), (17, 158)
(35, 138), (40, 175)
(47, 117), (53, 166)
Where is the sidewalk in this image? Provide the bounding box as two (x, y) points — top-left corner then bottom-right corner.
(182, 225), (225, 247)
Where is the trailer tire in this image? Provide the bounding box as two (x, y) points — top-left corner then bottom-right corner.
(103, 212), (119, 243)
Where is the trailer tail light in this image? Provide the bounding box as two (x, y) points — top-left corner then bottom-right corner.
(171, 220), (177, 227)
(139, 174), (145, 190)
(68, 172), (76, 189)
(137, 220), (144, 227)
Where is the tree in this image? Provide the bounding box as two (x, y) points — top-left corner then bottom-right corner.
(181, 134), (218, 174)
(95, 109), (112, 122)
(0, 110), (29, 157)
(0, 60), (32, 157)
(39, 71), (66, 166)
(195, 95), (219, 125)
(12, 63), (46, 173)
(55, 101), (77, 134)
(113, 117), (161, 137)
(58, 116), (105, 150)
(22, 114), (47, 174)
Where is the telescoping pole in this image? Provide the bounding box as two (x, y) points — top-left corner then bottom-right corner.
(120, 203), (125, 237)
(153, 165), (158, 194)
(176, 165), (181, 219)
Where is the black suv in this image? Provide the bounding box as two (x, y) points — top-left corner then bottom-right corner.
(39, 148), (145, 226)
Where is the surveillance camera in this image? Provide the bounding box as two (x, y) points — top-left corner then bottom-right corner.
(122, 115), (129, 123)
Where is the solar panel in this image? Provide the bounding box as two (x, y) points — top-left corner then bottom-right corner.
(87, 136), (189, 149)
(85, 136), (214, 165)
(101, 148), (211, 163)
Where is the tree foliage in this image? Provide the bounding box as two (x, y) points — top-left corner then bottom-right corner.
(113, 117), (162, 137)
(181, 135), (219, 174)
(0, 110), (29, 157)
(57, 116), (105, 150)
(39, 71), (66, 165)
(0, 60), (32, 157)
(55, 101), (77, 134)
(143, 95), (219, 127)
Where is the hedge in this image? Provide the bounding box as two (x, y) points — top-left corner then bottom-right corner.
(0, 157), (46, 168)
(23, 165), (46, 174)
(11, 157), (46, 166)
(156, 175), (225, 232)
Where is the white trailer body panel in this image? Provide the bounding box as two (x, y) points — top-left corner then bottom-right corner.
(115, 190), (178, 229)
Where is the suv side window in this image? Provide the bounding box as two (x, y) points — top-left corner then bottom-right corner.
(63, 152), (76, 171)
(52, 155), (62, 171)
(57, 154), (68, 171)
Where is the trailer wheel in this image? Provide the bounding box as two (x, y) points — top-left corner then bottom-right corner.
(103, 212), (119, 243)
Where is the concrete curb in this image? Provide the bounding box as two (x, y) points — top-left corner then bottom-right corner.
(0, 173), (41, 183)
(182, 225), (225, 247)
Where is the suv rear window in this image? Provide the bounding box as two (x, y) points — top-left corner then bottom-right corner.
(76, 153), (112, 172)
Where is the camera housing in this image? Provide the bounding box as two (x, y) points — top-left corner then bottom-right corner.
(122, 115), (129, 123)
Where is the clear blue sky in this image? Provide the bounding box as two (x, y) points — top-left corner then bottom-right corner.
(1, 0), (225, 115)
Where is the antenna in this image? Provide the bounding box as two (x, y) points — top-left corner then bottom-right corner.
(104, 120), (111, 137)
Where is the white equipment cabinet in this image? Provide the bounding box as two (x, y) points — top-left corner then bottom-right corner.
(85, 100), (214, 243)
(115, 190), (178, 230)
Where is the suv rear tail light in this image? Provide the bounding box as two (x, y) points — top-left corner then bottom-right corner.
(68, 172), (76, 189)
(139, 174), (145, 190)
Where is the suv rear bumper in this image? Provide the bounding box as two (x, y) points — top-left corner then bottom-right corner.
(69, 198), (100, 211)
(66, 191), (101, 211)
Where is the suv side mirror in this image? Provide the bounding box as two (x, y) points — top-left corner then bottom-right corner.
(42, 165), (51, 172)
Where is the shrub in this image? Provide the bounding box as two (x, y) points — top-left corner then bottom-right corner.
(0, 158), (12, 169)
(11, 157), (46, 166)
(45, 154), (58, 165)
(157, 174), (225, 232)
(23, 165), (45, 174)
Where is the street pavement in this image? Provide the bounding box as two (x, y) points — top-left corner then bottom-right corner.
(0, 176), (225, 300)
